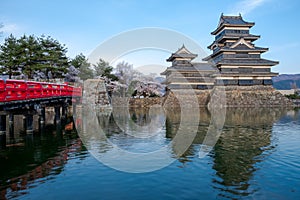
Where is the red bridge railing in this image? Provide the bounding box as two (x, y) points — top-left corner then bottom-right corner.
(0, 79), (82, 102)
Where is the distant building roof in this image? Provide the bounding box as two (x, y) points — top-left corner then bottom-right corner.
(277, 89), (296, 95)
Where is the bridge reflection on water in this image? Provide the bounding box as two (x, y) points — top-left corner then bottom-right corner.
(0, 111), (86, 200)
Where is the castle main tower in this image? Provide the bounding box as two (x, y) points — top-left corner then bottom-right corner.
(203, 14), (279, 86)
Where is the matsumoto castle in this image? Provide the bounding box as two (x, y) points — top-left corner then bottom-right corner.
(161, 14), (279, 90)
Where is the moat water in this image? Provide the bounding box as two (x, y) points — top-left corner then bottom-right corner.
(0, 108), (299, 199)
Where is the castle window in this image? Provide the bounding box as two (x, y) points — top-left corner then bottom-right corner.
(239, 68), (253, 73)
(225, 29), (249, 34)
(236, 52), (249, 58)
(263, 80), (273, 85)
(239, 80), (253, 85)
(253, 68), (270, 73)
(221, 68), (239, 73)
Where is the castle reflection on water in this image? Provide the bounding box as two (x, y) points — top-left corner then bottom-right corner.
(82, 106), (294, 197)
(1, 107), (299, 199)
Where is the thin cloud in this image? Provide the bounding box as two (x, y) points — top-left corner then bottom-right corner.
(229, 0), (268, 16)
(1, 23), (19, 34)
(270, 43), (300, 53)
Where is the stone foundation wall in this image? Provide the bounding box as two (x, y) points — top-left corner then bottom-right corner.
(111, 97), (162, 108)
(162, 90), (210, 108)
(83, 79), (111, 108)
(106, 84), (295, 108)
(129, 97), (162, 108)
(111, 97), (130, 107)
(210, 85), (294, 107)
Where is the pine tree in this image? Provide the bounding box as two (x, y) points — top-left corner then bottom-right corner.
(0, 34), (70, 80)
(71, 53), (94, 80)
(39, 35), (69, 79)
(18, 35), (42, 79)
(0, 34), (22, 78)
(93, 58), (118, 81)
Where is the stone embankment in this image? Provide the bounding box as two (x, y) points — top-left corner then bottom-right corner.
(127, 86), (295, 108)
(83, 79), (111, 109)
(82, 79), (295, 108)
(211, 86), (294, 107)
(129, 97), (162, 108)
(162, 90), (210, 108)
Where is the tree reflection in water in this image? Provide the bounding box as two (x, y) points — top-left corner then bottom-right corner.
(0, 118), (87, 200)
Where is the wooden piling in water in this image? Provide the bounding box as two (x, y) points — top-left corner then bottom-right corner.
(25, 114), (34, 134)
(54, 106), (61, 125)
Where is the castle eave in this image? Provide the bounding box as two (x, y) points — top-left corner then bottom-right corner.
(217, 58), (279, 66)
(218, 72), (279, 77)
(203, 55), (212, 61)
(216, 34), (260, 43)
(207, 47), (269, 59)
(211, 23), (255, 35)
(166, 53), (197, 61)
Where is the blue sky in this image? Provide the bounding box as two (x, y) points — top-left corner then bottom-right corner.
(0, 0), (299, 74)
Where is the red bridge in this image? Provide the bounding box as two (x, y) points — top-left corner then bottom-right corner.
(0, 79), (82, 145)
(0, 79), (81, 102)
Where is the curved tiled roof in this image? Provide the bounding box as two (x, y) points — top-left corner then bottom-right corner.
(212, 14), (255, 35)
(221, 15), (253, 25)
(166, 45), (197, 61)
(208, 34), (260, 49)
(217, 58), (279, 66)
(203, 45), (269, 61)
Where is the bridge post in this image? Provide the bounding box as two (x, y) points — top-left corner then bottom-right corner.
(72, 104), (77, 129)
(54, 106), (61, 125)
(0, 115), (6, 149)
(0, 133), (5, 149)
(23, 115), (26, 131)
(39, 107), (45, 125)
(25, 114), (34, 134)
(72, 104), (77, 116)
(25, 134), (34, 148)
(0, 115), (6, 135)
(8, 113), (14, 139)
(61, 104), (67, 122)
(38, 107), (46, 132)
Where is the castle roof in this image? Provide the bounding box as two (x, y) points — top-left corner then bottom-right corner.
(203, 46), (269, 61)
(215, 58), (279, 66)
(160, 62), (217, 75)
(211, 14), (255, 35)
(208, 34), (260, 49)
(166, 44), (197, 62)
